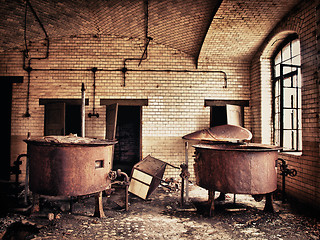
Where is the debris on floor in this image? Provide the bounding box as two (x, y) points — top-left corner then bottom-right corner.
(0, 185), (319, 240)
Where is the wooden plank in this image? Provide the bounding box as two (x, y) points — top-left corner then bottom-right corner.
(39, 98), (89, 105)
(100, 99), (148, 106)
(205, 99), (249, 107)
(106, 103), (118, 140)
(128, 178), (150, 199)
(132, 169), (153, 185)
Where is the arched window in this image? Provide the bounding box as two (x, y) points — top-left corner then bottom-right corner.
(272, 35), (302, 152)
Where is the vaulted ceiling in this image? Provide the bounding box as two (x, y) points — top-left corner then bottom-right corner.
(0, 0), (303, 63)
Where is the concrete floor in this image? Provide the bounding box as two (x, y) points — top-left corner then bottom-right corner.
(0, 184), (319, 239)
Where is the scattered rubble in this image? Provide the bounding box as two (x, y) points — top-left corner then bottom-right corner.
(0, 185), (319, 239)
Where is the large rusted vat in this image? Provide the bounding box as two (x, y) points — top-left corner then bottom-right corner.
(193, 143), (281, 195)
(24, 136), (117, 196)
(183, 125), (281, 195)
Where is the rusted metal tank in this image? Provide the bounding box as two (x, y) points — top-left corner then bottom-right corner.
(24, 136), (117, 196)
(193, 143), (281, 195)
(183, 125), (282, 213)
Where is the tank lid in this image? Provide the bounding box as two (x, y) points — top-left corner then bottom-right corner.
(24, 135), (117, 146)
(182, 124), (252, 142)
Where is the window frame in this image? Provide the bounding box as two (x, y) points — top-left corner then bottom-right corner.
(271, 35), (302, 153)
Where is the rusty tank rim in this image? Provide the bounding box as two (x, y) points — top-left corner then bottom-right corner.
(24, 135), (117, 147)
(193, 143), (282, 152)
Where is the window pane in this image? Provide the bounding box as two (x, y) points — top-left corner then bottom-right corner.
(292, 75), (297, 88)
(275, 64), (280, 77)
(283, 130), (293, 150)
(298, 109), (302, 129)
(275, 52), (281, 65)
(298, 130), (302, 150)
(283, 77), (291, 87)
(283, 87), (296, 108)
(274, 128), (280, 146)
(282, 43), (291, 61)
(284, 109), (293, 129)
(298, 88), (302, 109)
(292, 39), (300, 57)
(275, 81), (280, 96)
(283, 64), (292, 75)
(292, 55), (300, 65)
(297, 70), (302, 88)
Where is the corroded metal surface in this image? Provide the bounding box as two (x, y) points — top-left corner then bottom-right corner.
(193, 143), (280, 195)
(25, 136), (117, 196)
(182, 124), (252, 142)
(25, 135), (117, 146)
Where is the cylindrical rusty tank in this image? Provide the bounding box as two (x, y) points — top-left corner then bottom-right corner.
(183, 124), (281, 195)
(193, 143), (281, 195)
(24, 136), (117, 197)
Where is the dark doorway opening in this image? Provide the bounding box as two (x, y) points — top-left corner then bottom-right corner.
(113, 106), (141, 174)
(210, 106), (227, 127)
(44, 102), (81, 136)
(1, 81), (12, 181)
(65, 105), (81, 136)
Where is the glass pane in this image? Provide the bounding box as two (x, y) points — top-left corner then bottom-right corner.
(298, 88), (302, 109)
(274, 113), (280, 130)
(292, 109), (297, 129)
(292, 39), (300, 57)
(274, 129), (280, 146)
(292, 75), (297, 88)
(292, 55), (301, 65)
(284, 109), (293, 129)
(275, 64), (280, 77)
(283, 77), (291, 87)
(298, 109), (302, 129)
(275, 97), (280, 114)
(283, 64), (292, 75)
(292, 130), (297, 150)
(275, 52), (281, 65)
(283, 87), (296, 108)
(297, 70), (302, 88)
(282, 43), (291, 61)
(283, 130), (293, 150)
(298, 130), (302, 150)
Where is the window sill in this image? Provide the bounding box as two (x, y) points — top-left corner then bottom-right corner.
(280, 151), (302, 156)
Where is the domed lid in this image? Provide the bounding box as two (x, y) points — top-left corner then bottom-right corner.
(182, 124), (252, 142)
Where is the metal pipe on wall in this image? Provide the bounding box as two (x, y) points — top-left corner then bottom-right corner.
(81, 83), (86, 137)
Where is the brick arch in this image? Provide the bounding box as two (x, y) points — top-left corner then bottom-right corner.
(260, 31), (297, 60)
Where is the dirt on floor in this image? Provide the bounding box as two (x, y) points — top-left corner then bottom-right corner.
(0, 184), (319, 240)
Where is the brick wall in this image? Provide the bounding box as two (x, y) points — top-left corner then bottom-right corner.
(251, 0), (320, 210)
(0, 34), (251, 182)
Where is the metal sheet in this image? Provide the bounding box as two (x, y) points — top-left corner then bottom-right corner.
(182, 124), (252, 142)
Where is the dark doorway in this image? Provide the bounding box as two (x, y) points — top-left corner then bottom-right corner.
(113, 106), (141, 174)
(44, 102), (81, 136)
(65, 105), (81, 136)
(210, 104), (244, 127)
(0, 81), (12, 181)
(210, 106), (227, 127)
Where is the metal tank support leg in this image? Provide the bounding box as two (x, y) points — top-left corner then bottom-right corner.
(263, 193), (274, 213)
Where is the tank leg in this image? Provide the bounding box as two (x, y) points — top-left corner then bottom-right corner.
(208, 190), (215, 216)
(263, 193), (274, 213)
(94, 191), (106, 218)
